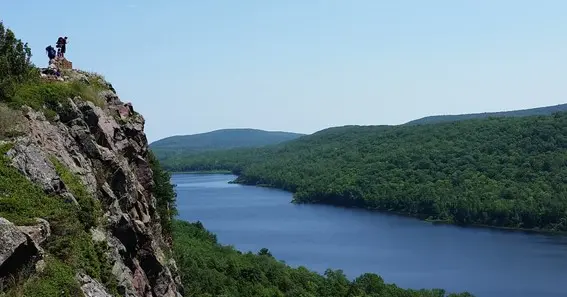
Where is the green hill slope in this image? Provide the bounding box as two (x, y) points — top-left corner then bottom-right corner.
(150, 128), (305, 159)
(406, 103), (567, 125)
(161, 113), (567, 232)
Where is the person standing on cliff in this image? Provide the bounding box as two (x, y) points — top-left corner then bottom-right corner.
(56, 36), (68, 58)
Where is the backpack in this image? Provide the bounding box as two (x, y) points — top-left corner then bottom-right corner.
(46, 46), (55, 56)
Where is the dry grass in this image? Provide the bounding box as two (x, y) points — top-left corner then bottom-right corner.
(0, 104), (28, 140)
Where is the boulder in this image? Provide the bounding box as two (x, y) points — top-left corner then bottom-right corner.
(0, 218), (30, 271)
(77, 273), (113, 297)
(17, 218), (51, 247)
(0, 217), (45, 288)
(7, 143), (64, 194)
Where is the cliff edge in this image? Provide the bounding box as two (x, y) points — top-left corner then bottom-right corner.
(0, 69), (183, 297)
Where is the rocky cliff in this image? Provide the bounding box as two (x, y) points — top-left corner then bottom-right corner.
(0, 70), (183, 297)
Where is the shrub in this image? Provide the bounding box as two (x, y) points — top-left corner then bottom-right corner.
(10, 81), (74, 111)
(12, 258), (82, 297)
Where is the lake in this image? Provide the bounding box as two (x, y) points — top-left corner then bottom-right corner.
(173, 173), (567, 297)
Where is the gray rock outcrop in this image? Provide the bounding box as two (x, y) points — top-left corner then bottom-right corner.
(77, 273), (113, 297)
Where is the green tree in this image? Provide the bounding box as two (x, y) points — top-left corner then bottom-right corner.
(149, 150), (178, 240)
(258, 248), (273, 258)
(0, 21), (36, 101)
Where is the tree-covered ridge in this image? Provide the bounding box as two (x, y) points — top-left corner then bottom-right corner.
(405, 103), (567, 125)
(160, 113), (567, 232)
(150, 128), (305, 160)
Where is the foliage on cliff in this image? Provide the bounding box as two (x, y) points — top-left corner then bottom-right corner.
(149, 150), (178, 240)
(159, 112), (567, 232)
(0, 145), (118, 297)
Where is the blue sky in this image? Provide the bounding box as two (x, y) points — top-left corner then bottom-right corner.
(2, 1), (567, 142)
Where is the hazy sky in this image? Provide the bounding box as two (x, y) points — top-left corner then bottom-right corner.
(3, 1), (566, 142)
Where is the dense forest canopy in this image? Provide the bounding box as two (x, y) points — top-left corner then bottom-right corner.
(405, 103), (567, 125)
(150, 128), (304, 160)
(159, 112), (567, 232)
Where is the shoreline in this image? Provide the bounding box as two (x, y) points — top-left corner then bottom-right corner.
(170, 171), (567, 237)
(170, 170), (233, 174)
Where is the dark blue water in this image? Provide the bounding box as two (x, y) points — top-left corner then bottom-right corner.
(173, 173), (567, 297)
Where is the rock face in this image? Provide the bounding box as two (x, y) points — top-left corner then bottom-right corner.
(3, 72), (182, 296)
(0, 217), (49, 288)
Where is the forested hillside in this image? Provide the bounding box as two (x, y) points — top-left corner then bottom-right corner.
(161, 113), (567, 232)
(150, 128), (304, 160)
(406, 103), (567, 125)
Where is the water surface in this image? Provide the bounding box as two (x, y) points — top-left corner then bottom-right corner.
(173, 173), (567, 297)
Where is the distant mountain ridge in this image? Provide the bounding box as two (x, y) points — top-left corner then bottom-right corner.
(405, 103), (567, 125)
(150, 128), (305, 158)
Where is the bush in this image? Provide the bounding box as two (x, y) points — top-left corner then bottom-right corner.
(10, 81), (74, 111)
(10, 258), (82, 297)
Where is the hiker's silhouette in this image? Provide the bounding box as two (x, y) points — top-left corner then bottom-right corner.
(56, 36), (68, 58)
